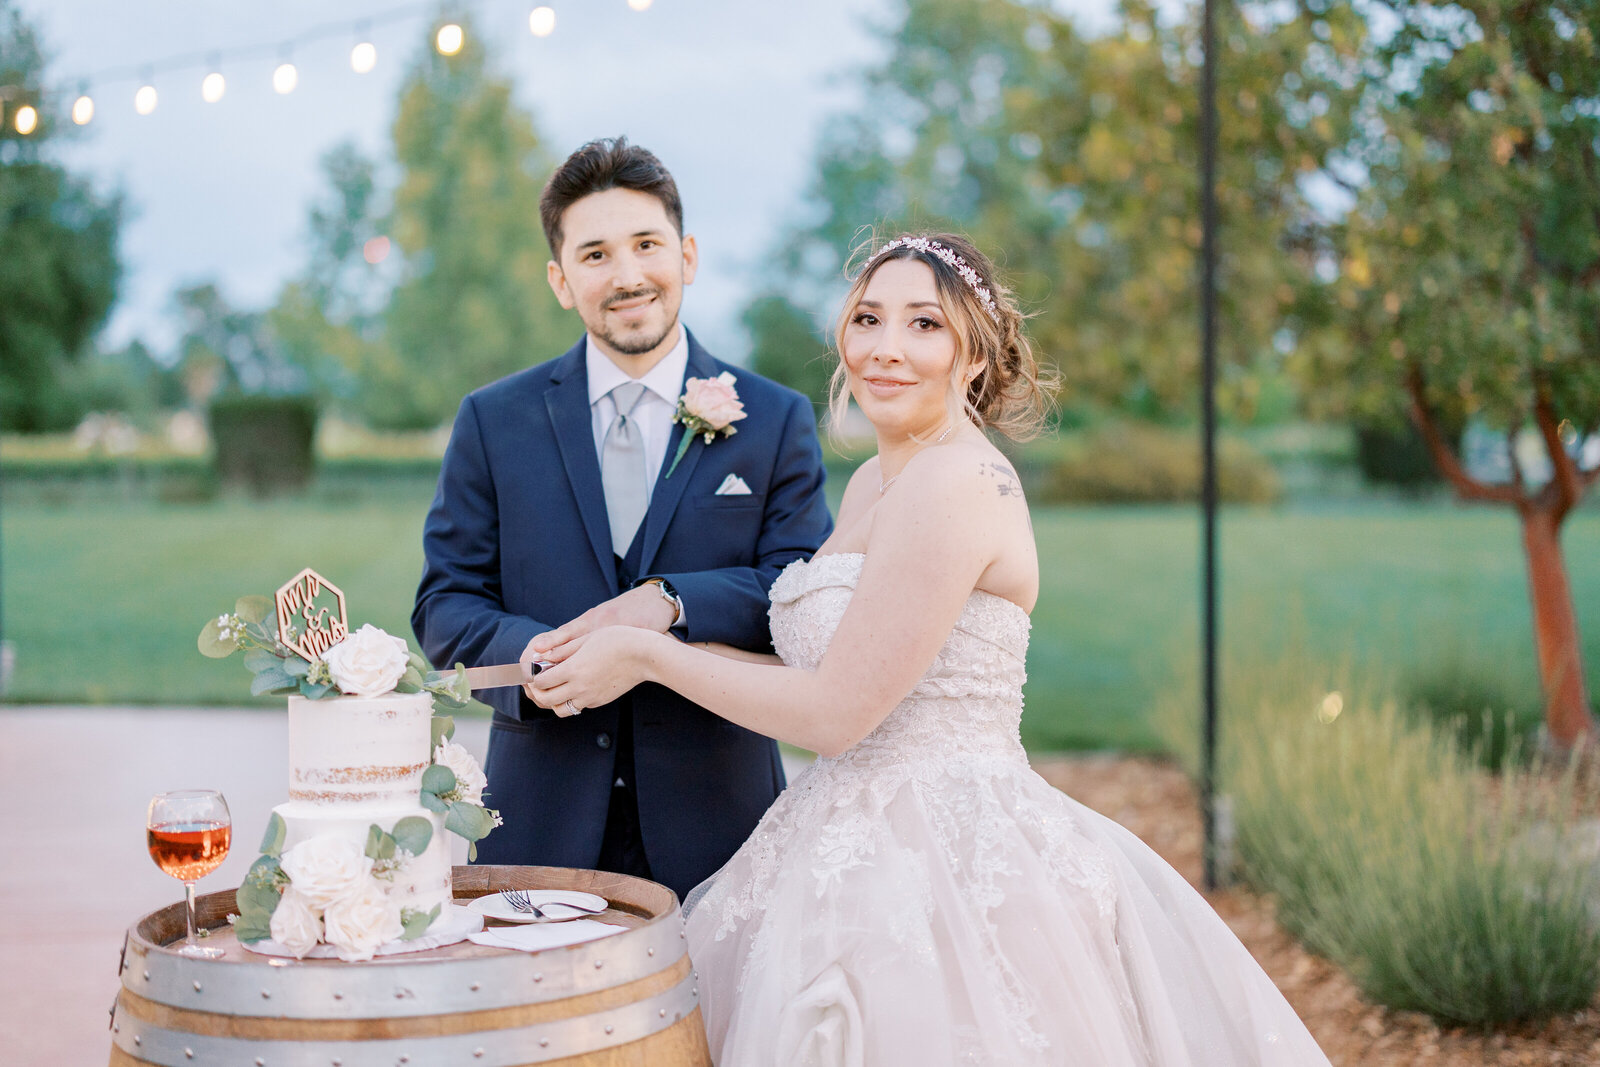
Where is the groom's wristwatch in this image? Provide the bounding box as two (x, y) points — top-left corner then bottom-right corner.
(635, 577), (684, 629)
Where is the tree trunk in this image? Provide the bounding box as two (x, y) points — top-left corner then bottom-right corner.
(1519, 504), (1596, 749)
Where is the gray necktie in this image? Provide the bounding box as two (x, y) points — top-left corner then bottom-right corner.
(601, 381), (649, 553)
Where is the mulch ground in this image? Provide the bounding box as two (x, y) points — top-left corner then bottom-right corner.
(1030, 754), (1600, 1066)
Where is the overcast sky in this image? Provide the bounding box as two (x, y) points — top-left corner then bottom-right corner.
(20, 0), (1115, 362)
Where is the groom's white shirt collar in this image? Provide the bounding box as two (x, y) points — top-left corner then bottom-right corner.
(584, 326), (689, 409)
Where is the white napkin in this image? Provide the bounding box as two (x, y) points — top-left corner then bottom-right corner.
(467, 919), (628, 952)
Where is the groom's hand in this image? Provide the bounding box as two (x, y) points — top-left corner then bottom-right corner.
(524, 586), (677, 666)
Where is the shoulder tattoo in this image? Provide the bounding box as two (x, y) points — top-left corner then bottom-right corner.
(979, 462), (1023, 498)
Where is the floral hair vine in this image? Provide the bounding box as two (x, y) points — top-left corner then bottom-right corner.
(869, 237), (1000, 323)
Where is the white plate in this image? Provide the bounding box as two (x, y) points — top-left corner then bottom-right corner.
(467, 890), (610, 924)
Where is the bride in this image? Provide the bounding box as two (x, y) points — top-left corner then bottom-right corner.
(527, 232), (1330, 1065)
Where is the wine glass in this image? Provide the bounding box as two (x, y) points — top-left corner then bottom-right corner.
(146, 790), (232, 958)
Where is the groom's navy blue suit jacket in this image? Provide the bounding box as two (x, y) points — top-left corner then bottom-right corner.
(412, 331), (832, 899)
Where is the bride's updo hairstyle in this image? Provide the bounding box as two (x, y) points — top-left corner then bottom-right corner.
(830, 231), (1058, 441)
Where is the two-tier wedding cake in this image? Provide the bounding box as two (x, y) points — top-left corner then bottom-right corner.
(274, 692), (454, 918)
(200, 570), (497, 961)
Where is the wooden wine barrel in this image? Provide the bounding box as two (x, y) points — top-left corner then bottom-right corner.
(109, 865), (710, 1066)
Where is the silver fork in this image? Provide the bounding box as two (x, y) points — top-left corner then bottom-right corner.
(501, 890), (547, 919)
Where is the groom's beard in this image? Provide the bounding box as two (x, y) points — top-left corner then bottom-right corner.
(593, 286), (679, 356)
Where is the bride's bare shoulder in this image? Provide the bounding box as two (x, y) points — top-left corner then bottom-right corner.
(895, 439), (1026, 510)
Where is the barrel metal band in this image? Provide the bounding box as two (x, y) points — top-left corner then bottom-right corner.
(110, 970), (700, 1066)
(122, 914), (686, 1018)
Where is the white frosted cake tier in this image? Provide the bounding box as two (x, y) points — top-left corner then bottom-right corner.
(286, 692), (434, 805)
(273, 800), (453, 916)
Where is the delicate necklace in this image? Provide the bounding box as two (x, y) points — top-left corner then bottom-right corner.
(878, 425), (956, 494)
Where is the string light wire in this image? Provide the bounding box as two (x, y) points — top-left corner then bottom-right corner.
(0, 0), (598, 128)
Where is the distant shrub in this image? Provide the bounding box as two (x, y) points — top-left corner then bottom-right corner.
(1157, 652), (1600, 1026)
(1354, 419), (1447, 488)
(1028, 422), (1281, 504)
(208, 395), (318, 496)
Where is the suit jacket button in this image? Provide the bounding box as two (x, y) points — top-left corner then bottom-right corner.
(596, 732), (613, 750)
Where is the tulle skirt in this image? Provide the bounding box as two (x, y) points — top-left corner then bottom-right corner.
(683, 752), (1329, 1066)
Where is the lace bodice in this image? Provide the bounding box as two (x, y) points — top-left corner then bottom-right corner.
(768, 552), (1032, 768)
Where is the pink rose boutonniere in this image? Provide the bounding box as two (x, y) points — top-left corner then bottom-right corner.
(666, 371), (746, 478)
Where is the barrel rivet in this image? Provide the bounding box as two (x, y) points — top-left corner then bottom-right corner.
(539, 1039), (550, 1048)
(533, 972), (544, 983)
(605, 1024), (614, 1035)
(473, 1050), (485, 1059)
(133, 1036), (141, 1047)
(693, 970), (699, 980)
(332, 1059), (342, 1066)
(255, 1059), (264, 1066)
(595, 960), (604, 970)
(113, 1023), (119, 1033)
(647, 948), (655, 956)
(470, 981), (481, 991)
(184, 1050), (194, 1061)
(193, 980), (202, 992)
(399, 1056), (410, 1064)
(659, 1008), (667, 1018)
(333, 991), (343, 1000)
(261, 989), (271, 999)
(142, 970), (150, 980)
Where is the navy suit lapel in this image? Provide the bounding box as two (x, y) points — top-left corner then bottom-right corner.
(545, 339), (619, 592)
(637, 332), (718, 575)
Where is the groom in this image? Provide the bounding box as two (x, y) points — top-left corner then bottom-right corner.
(412, 137), (832, 901)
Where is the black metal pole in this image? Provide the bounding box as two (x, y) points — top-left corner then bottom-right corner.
(1199, 0), (1221, 893)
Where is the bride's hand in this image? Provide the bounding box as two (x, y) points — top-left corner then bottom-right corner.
(524, 625), (653, 715)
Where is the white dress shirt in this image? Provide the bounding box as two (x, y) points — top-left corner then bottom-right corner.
(585, 327), (689, 491)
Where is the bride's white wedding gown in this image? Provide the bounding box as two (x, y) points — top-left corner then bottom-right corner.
(683, 553), (1331, 1066)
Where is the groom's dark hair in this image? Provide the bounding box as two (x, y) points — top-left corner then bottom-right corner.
(540, 137), (684, 258)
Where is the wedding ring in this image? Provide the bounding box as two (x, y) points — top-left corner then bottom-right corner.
(563, 700), (580, 716)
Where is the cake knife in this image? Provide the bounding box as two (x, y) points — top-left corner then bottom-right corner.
(459, 660), (554, 690)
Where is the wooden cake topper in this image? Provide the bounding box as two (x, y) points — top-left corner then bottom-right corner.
(275, 568), (349, 662)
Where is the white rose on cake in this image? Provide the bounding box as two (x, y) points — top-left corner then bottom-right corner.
(434, 739), (488, 804)
(323, 623), (411, 697)
(269, 886), (324, 958)
(279, 835), (374, 909)
(323, 879), (405, 962)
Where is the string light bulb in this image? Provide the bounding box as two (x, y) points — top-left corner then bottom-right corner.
(14, 105), (38, 135)
(134, 84), (158, 115)
(201, 71), (226, 104)
(72, 94), (94, 126)
(435, 23), (464, 56)
(273, 62), (298, 95)
(351, 41), (377, 74)
(529, 6), (556, 36)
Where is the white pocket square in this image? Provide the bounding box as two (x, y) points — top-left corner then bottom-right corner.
(715, 473), (753, 496)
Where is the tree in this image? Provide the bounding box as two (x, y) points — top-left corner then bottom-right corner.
(1301, 0), (1600, 746)
(0, 0), (120, 431)
(744, 294), (831, 407)
(749, 0), (1361, 422)
(268, 143), (387, 404)
(172, 282), (301, 401)
(375, 18), (570, 429)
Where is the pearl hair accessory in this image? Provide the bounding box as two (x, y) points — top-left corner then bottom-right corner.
(869, 237), (1000, 323)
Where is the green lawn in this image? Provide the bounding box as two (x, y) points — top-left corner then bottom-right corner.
(4, 491), (1596, 753)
